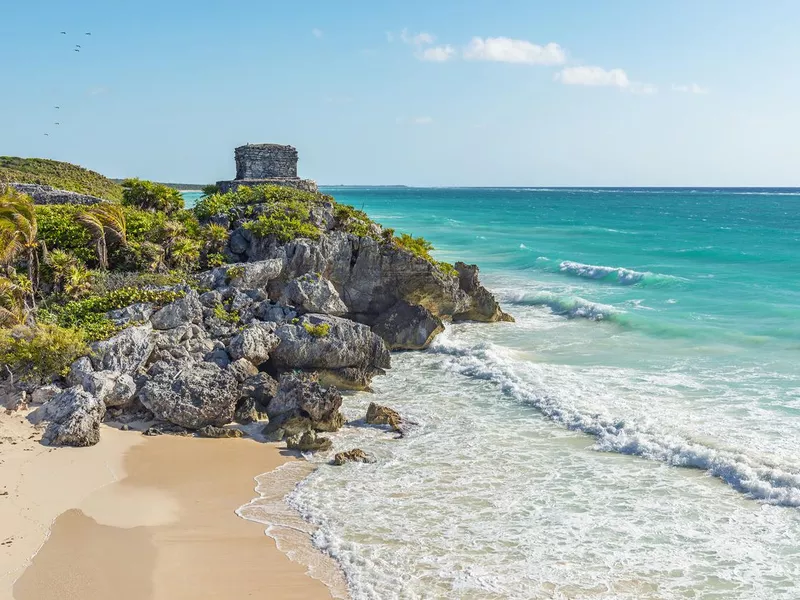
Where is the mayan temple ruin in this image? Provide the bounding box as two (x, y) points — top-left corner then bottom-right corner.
(216, 143), (318, 193)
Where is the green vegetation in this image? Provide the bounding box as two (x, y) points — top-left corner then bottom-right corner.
(225, 265), (245, 282)
(122, 178), (184, 214)
(42, 287), (184, 341)
(212, 303), (240, 324)
(303, 321), (331, 338)
(0, 157), (123, 201)
(0, 323), (88, 380)
(0, 187), (41, 291)
(394, 233), (458, 277)
(201, 184), (220, 197)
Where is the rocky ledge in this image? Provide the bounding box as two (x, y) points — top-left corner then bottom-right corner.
(9, 183), (104, 205)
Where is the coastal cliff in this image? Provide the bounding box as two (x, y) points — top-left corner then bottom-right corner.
(1, 176), (510, 450)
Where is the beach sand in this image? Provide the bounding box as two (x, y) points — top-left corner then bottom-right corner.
(1, 415), (341, 600)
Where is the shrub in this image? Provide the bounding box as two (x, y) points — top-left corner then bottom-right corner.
(0, 323), (88, 380)
(333, 203), (376, 239)
(201, 184), (220, 197)
(213, 303), (240, 324)
(393, 233), (457, 277)
(303, 321), (330, 338)
(244, 210), (320, 243)
(36, 204), (97, 263)
(122, 178), (184, 214)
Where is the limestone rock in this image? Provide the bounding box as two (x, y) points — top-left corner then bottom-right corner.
(31, 384), (62, 405)
(233, 397), (269, 424)
(228, 324), (279, 366)
(240, 372), (279, 408)
(89, 324), (154, 375)
(372, 301), (444, 350)
(279, 273), (348, 316)
(106, 303), (154, 326)
(267, 372), (343, 425)
(333, 449), (375, 466)
(67, 356), (94, 387)
(82, 370), (137, 407)
(197, 425), (244, 438)
(227, 358), (259, 383)
(366, 402), (402, 432)
(143, 422), (192, 436)
(196, 259), (283, 291)
(453, 262), (514, 323)
(139, 361), (240, 429)
(286, 430), (332, 453)
(29, 387), (105, 447)
(150, 291), (202, 330)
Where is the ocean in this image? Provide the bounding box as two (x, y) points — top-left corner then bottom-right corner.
(193, 187), (800, 599)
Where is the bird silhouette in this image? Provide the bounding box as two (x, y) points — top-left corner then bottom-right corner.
(55, 122), (60, 125)
(75, 44), (81, 48)
(85, 32), (91, 35)
(44, 133), (49, 136)
(74, 48), (80, 52)
(60, 31), (66, 35)
(55, 106), (60, 109)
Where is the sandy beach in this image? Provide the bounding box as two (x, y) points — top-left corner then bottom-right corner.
(1, 414), (341, 600)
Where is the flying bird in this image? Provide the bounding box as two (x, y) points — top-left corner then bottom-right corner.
(74, 48), (80, 52)
(44, 133), (49, 136)
(85, 32), (91, 35)
(55, 106), (60, 109)
(75, 44), (81, 48)
(60, 31), (66, 34)
(54, 122), (60, 125)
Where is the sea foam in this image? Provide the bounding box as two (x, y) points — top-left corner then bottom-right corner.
(558, 260), (680, 286)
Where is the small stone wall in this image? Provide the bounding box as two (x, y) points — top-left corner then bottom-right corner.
(216, 178), (318, 194)
(9, 183), (104, 205)
(235, 144), (298, 179)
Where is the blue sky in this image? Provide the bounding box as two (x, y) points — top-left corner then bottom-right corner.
(2, 1), (799, 186)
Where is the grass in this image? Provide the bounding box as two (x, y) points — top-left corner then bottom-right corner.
(0, 157), (123, 200)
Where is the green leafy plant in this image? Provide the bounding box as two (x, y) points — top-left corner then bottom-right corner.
(393, 233), (458, 277)
(0, 273), (32, 327)
(213, 303), (240, 324)
(302, 321), (331, 338)
(225, 265), (245, 282)
(0, 187), (40, 292)
(0, 323), (88, 380)
(122, 178), (184, 214)
(201, 184), (220, 197)
(77, 203), (128, 270)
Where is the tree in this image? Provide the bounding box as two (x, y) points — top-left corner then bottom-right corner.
(122, 178), (184, 214)
(77, 203), (127, 270)
(0, 273), (32, 327)
(0, 187), (40, 295)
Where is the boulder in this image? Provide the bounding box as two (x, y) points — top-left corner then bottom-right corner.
(372, 301), (444, 350)
(266, 372), (343, 426)
(196, 259), (283, 291)
(366, 402), (402, 432)
(29, 387), (105, 447)
(31, 384), (62, 405)
(279, 273), (348, 316)
(286, 430), (332, 453)
(333, 449), (375, 466)
(227, 358), (259, 383)
(240, 372), (279, 408)
(453, 262), (514, 323)
(67, 356), (95, 387)
(139, 360), (240, 429)
(82, 371), (137, 407)
(150, 291), (203, 330)
(233, 397), (269, 424)
(228, 324), (279, 366)
(89, 324), (154, 375)
(271, 314), (390, 389)
(106, 303), (154, 326)
(197, 425), (244, 438)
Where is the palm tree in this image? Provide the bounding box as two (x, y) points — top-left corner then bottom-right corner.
(0, 188), (40, 297)
(78, 203), (127, 270)
(0, 273), (32, 327)
(45, 249), (79, 294)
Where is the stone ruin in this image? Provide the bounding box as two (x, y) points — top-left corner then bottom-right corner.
(216, 143), (318, 193)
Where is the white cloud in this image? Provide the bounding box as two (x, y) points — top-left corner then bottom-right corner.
(400, 29), (435, 46)
(420, 45), (455, 62)
(672, 83), (709, 94)
(463, 37), (566, 65)
(555, 66), (656, 94)
(312, 28), (323, 39)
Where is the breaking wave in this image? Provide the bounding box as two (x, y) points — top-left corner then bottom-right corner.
(558, 260), (681, 287)
(429, 336), (800, 507)
(505, 291), (620, 322)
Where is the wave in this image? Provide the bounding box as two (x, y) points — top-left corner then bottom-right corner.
(505, 291), (619, 321)
(558, 260), (681, 287)
(429, 336), (800, 507)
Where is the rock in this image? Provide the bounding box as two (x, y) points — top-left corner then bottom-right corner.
(9, 183), (104, 206)
(67, 356), (94, 387)
(196, 259), (283, 291)
(31, 384), (62, 405)
(266, 372), (343, 426)
(318, 366), (385, 392)
(248, 301), (297, 325)
(204, 346), (231, 368)
(228, 324), (279, 366)
(143, 422), (192, 436)
(366, 402), (402, 431)
(89, 324), (154, 375)
(279, 273), (348, 316)
(139, 360), (241, 429)
(197, 425), (244, 438)
(227, 358), (259, 383)
(240, 372), (279, 408)
(332, 449), (374, 466)
(372, 301), (444, 350)
(199, 290), (223, 308)
(150, 291), (202, 330)
(82, 371), (137, 407)
(152, 325), (192, 349)
(120, 424), (130, 431)
(230, 289), (254, 312)
(106, 303), (154, 326)
(29, 387), (105, 447)
(271, 314), (390, 390)
(286, 430), (332, 452)
(233, 397), (268, 424)
(453, 262), (514, 323)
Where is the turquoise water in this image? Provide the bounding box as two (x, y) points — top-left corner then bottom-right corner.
(228, 187), (800, 599)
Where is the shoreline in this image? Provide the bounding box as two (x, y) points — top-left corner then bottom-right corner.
(1, 420), (344, 600)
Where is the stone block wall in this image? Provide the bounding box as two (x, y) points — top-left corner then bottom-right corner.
(235, 144), (298, 179)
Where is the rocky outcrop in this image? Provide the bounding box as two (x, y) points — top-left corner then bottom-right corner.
(138, 360), (240, 429)
(89, 324), (154, 375)
(31, 384), (61, 405)
(279, 273), (348, 316)
(366, 402), (402, 432)
(9, 183), (104, 205)
(266, 372), (343, 428)
(196, 260), (283, 290)
(372, 301), (444, 350)
(150, 291), (203, 330)
(271, 314), (390, 389)
(453, 262), (514, 323)
(82, 370), (137, 407)
(234, 397), (268, 424)
(333, 449), (374, 466)
(106, 303), (154, 326)
(286, 430), (332, 452)
(29, 387), (105, 447)
(228, 324), (279, 366)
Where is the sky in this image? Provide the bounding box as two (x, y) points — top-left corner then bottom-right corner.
(1, 0), (799, 186)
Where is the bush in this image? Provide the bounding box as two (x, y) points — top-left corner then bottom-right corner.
(122, 178), (184, 214)
(213, 303), (240, 324)
(393, 233), (457, 277)
(303, 322), (330, 338)
(334, 203), (376, 239)
(0, 157), (123, 200)
(0, 323), (88, 380)
(36, 204), (96, 263)
(194, 184), (329, 222)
